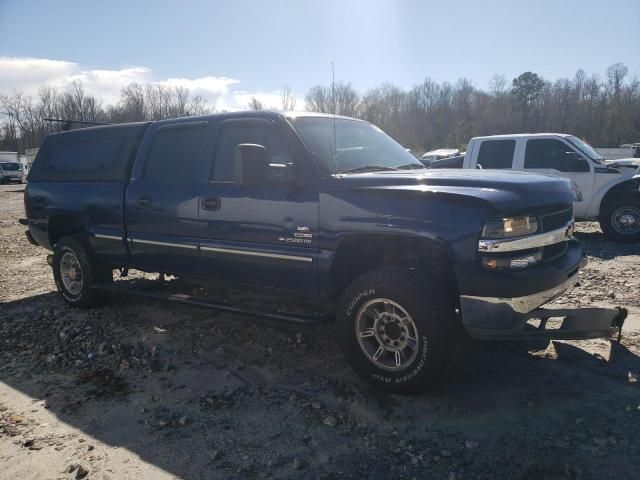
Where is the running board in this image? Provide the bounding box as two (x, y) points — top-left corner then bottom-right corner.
(92, 283), (332, 326)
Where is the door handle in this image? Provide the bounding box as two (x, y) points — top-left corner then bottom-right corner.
(201, 197), (221, 211)
(135, 195), (152, 208)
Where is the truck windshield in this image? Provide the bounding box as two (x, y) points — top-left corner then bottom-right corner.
(0, 163), (22, 171)
(290, 117), (422, 174)
(566, 136), (604, 162)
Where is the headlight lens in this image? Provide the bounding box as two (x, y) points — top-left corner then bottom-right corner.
(481, 215), (538, 239)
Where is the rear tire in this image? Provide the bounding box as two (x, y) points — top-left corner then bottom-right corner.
(599, 196), (640, 243)
(337, 267), (459, 394)
(52, 236), (112, 308)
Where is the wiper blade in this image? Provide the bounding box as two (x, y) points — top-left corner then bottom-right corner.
(338, 164), (398, 174)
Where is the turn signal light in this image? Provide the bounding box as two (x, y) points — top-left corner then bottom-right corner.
(482, 251), (542, 270)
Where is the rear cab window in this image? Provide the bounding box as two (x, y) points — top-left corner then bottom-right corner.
(476, 140), (515, 169)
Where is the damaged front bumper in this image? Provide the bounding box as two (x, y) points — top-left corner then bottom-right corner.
(460, 258), (627, 341)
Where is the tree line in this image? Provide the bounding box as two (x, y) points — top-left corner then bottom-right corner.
(305, 63), (639, 151)
(0, 82), (210, 153)
(1, 63), (638, 154)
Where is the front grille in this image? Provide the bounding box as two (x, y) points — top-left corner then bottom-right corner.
(538, 205), (573, 232)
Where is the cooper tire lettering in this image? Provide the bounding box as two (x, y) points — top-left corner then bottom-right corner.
(346, 288), (375, 316)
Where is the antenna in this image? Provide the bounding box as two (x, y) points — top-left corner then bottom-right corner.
(43, 118), (110, 131)
(332, 61), (337, 161)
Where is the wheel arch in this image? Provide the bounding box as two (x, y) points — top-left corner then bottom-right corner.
(48, 214), (90, 248)
(598, 177), (640, 217)
(329, 233), (458, 300)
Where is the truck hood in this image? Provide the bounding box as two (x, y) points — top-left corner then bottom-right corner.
(603, 158), (640, 170)
(339, 169), (575, 213)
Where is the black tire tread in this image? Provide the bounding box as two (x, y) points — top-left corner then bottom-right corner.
(599, 196), (640, 243)
(337, 266), (459, 394)
(52, 236), (111, 308)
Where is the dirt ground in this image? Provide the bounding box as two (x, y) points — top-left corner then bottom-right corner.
(1, 183), (639, 480)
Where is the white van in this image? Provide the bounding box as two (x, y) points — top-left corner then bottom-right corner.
(0, 162), (26, 184)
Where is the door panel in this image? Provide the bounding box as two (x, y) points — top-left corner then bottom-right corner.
(126, 181), (200, 274)
(198, 119), (319, 292)
(125, 121), (208, 275)
(199, 184), (318, 290)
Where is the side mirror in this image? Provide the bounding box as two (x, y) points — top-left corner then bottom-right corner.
(234, 143), (271, 186)
(564, 151), (589, 172)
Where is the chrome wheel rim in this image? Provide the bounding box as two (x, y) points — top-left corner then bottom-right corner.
(60, 251), (83, 295)
(355, 298), (420, 371)
(612, 206), (640, 235)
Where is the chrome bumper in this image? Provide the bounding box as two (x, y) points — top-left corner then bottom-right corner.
(460, 258), (627, 340)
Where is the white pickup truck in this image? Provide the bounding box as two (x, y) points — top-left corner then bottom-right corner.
(446, 134), (640, 242)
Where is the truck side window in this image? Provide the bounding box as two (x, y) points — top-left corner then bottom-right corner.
(45, 138), (124, 173)
(476, 140), (515, 169)
(212, 125), (291, 182)
(144, 124), (207, 182)
(525, 139), (590, 172)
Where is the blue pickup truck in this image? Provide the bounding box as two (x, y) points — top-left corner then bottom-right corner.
(22, 111), (626, 393)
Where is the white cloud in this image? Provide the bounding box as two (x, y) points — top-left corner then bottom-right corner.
(65, 67), (152, 104)
(158, 76), (240, 110)
(0, 57), (78, 93)
(0, 56), (303, 111)
(228, 90), (300, 111)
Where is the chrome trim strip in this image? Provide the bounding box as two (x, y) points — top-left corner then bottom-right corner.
(478, 222), (574, 253)
(94, 234), (122, 241)
(200, 245), (313, 263)
(130, 238), (198, 250)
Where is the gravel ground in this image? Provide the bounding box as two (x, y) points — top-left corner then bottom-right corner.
(1, 183), (639, 480)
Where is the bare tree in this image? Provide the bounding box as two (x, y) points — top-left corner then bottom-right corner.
(305, 82), (359, 116)
(334, 82), (359, 116)
(118, 83), (146, 121)
(248, 96), (264, 110)
(281, 86), (296, 111)
(606, 63), (628, 98)
(305, 85), (332, 113)
(489, 74), (507, 97)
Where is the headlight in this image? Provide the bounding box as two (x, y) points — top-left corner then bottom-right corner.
(481, 215), (538, 239)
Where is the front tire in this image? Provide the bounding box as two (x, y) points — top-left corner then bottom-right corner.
(599, 196), (640, 243)
(52, 236), (112, 308)
(337, 267), (459, 394)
